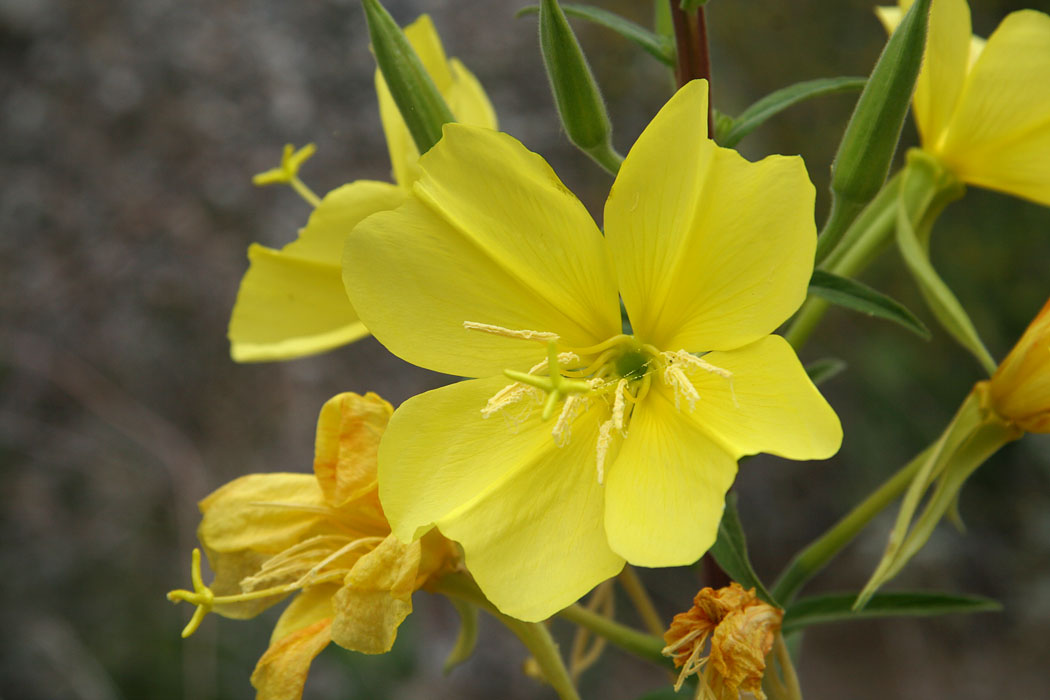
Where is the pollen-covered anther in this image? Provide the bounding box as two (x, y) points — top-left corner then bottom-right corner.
(552, 394), (587, 446)
(664, 364), (700, 411)
(595, 418), (615, 484)
(481, 352), (580, 420)
(612, 378), (629, 435)
(462, 321), (560, 343)
(668, 350), (732, 379)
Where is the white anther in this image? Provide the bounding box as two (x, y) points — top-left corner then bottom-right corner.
(612, 378), (629, 435)
(669, 350), (732, 379)
(482, 382), (537, 418)
(463, 321), (560, 343)
(595, 418), (615, 484)
(664, 365), (700, 411)
(552, 394), (586, 446)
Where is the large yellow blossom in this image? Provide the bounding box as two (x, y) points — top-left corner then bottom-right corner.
(168, 392), (457, 700)
(342, 80), (842, 621)
(227, 15), (496, 361)
(877, 0), (1050, 205)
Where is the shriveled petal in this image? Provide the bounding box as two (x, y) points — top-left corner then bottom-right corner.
(229, 181), (404, 362)
(377, 15), (497, 187)
(330, 534), (422, 654)
(604, 387), (737, 567)
(878, 0), (973, 148)
(313, 392), (392, 511)
(345, 126), (620, 378)
(271, 585), (338, 645)
(378, 376), (623, 620)
(938, 10), (1050, 205)
(198, 473), (328, 617)
(605, 80), (816, 353)
(678, 335), (842, 461)
(250, 618), (331, 700)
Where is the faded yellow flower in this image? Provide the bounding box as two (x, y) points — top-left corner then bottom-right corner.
(663, 583), (783, 700)
(981, 296), (1050, 433)
(168, 392), (457, 700)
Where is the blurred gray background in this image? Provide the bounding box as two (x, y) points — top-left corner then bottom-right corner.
(2, 0), (1049, 698)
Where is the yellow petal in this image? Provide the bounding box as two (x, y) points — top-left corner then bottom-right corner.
(344, 125), (620, 378)
(330, 534), (421, 654)
(603, 387), (738, 567)
(938, 10), (1050, 205)
(313, 392), (393, 510)
(604, 80), (816, 353)
(378, 376), (624, 621)
(198, 473), (326, 618)
(271, 585), (338, 645)
(678, 335), (843, 461)
(376, 15), (497, 187)
(250, 618), (331, 700)
(228, 181), (405, 362)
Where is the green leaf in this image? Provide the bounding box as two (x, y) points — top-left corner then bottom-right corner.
(517, 4), (674, 65)
(361, 0), (454, 155)
(719, 77), (866, 148)
(443, 598), (479, 674)
(894, 168), (997, 373)
(808, 269), (931, 340)
(783, 591), (1001, 634)
(710, 494), (777, 606)
(805, 358), (847, 386)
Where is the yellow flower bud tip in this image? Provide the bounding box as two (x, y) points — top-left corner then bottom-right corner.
(662, 583), (783, 698)
(985, 296), (1050, 433)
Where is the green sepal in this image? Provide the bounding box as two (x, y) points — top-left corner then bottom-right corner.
(443, 597), (479, 674)
(822, 0), (931, 257)
(895, 153), (995, 374)
(517, 4), (674, 66)
(710, 494), (778, 606)
(855, 390), (1021, 609)
(719, 77), (866, 148)
(361, 0), (455, 155)
(783, 591), (1001, 634)
(809, 269), (931, 340)
(805, 358), (847, 386)
(538, 0), (623, 174)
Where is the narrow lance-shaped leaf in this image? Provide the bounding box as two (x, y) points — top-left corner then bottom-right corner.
(783, 591), (1001, 634)
(538, 0), (623, 174)
(709, 494), (777, 606)
(517, 4), (674, 66)
(809, 269), (931, 340)
(719, 77), (867, 148)
(361, 0), (455, 154)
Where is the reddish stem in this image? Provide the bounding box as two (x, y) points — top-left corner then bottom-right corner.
(670, 2), (714, 137)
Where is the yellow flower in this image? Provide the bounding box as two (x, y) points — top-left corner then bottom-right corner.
(342, 80), (842, 621)
(662, 583), (783, 699)
(167, 392), (457, 700)
(981, 296), (1050, 433)
(228, 15), (496, 362)
(877, 0), (1050, 205)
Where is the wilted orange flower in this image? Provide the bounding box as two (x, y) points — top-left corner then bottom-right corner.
(980, 296), (1050, 433)
(662, 583), (783, 700)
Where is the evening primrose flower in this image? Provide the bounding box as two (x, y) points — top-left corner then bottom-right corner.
(342, 80), (842, 621)
(877, 0), (1050, 205)
(227, 15), (496, 362)
(662, 583), (783, 699)
(981, 295), (1050, 433)
(167, 392), (457, 700)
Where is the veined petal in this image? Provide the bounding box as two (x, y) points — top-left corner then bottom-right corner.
(250, 618), (331, 700)
(345, 125), (620, 378)
(878, 0), (973, 149)
(605, 80), (816, 352)
(604, 387), (737, 567)
(678, 335), (843, 461)
(270, 585), (338, 645)
(330, 534), (421, 654)
(378, 376), (623, 621)
(938, 10), (1050, 205)
(229, 181), (404, 362)
(377, 15), (497, 187)
(313, 392), (392, 511)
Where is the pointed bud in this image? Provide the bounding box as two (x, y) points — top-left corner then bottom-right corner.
(984, 297), (1050, 433)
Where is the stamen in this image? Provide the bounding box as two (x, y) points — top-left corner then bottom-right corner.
(463, 321), (559, 343)
(564, 333), (635, 356)
(612, 378), (629, 435)
(664, 365), (700, 411)
(669, 350), (733, 379)
(595, 418), (615, 484)
(504, 342), (593, 420)
(552, 394), (586, 446)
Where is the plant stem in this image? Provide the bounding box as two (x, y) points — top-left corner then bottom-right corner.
(617, 566), (665, 637)
(558, 603), (672, 669)
(771, 445), (932, 603)
(669, 1), (713, 135)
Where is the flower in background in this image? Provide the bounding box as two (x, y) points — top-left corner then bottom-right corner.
(343, 80), (841, 621)
(228, 15), (496, 362)
(662, 583), (783, 699)
(981, 296), (1050, 433)
(877, 0), (1050, 205)
(167, 392), (457, 700)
